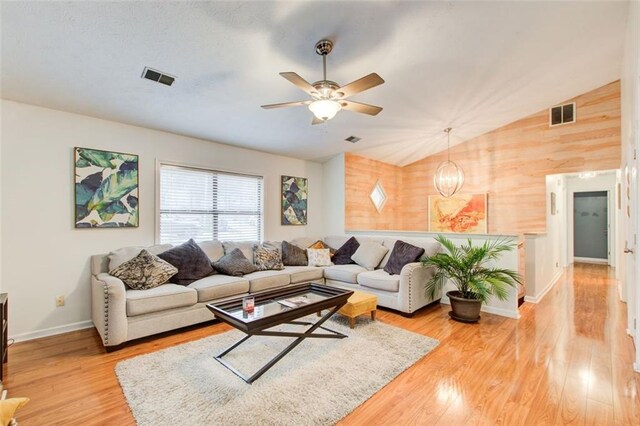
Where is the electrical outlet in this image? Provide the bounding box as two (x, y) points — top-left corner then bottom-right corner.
(55, 295), (65, 307)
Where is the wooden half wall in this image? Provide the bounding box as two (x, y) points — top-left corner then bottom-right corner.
(345, 80), (621, 234)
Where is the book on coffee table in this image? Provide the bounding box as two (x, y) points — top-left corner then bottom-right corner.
(278, 295), (311, 309)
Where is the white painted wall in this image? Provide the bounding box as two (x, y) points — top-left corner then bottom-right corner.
(0, 100), (324, 338)
(322, 154), (345, 235)
(621, 0), (640, 371)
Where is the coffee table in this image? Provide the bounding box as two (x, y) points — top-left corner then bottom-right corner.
(206, 283), (353, 384)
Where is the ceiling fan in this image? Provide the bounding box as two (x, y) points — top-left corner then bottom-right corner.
(261, 39), (385, 125)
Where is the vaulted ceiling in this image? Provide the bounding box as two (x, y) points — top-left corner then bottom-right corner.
(0, 1), (628, 166)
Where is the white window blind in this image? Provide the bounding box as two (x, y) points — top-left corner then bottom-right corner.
(159, 164), (264, 244)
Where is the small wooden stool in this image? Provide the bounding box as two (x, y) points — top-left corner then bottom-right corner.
(338, 290), (378, 329)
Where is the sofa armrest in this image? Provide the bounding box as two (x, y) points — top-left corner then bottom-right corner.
(399, 262), (441, 313)
(91, 273), (127, 347)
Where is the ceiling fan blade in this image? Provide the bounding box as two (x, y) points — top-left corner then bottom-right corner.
(312, 116), (325, 125)
(261, 100), (311, 109)
(280, 72), (318, 96)
(337, 73), (384, 98)
(341, 100), (383, 116)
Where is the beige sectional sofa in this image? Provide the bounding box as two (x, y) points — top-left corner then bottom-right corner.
(91, 235), (441, 349)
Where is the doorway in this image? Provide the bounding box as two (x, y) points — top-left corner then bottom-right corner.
(573, 191), (609, 263)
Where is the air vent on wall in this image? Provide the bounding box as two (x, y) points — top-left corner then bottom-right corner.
(142, 67), (176, 86)
(549, 102), (575, 127)
(345, 136), (361, 143)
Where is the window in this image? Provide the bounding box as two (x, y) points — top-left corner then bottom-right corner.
(159, 164), (263, 244)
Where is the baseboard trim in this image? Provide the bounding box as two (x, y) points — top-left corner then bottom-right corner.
(524, 269), (563, 304)
(440, 298), (520, 319)
(10, 320), (94, 343)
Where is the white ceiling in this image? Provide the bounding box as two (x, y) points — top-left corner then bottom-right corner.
(0, 1), (628, 166)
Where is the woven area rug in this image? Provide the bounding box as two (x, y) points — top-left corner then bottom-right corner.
(116, 315), (438, 425)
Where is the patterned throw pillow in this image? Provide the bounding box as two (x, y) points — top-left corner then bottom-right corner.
(212, 249), (259, 276)
(307, 248), (332, 267)
(110, 249), (178, 290)
(281, 241), (308, 266)
(308, 240), (336, 257)
(254, 245), (284, 271)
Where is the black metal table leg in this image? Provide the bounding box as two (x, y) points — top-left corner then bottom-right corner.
(214, 304), (346, 384)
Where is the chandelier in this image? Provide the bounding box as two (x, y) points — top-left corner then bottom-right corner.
(433, 127), (464, 198)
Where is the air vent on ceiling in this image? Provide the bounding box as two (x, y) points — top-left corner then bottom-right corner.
(345, 136), (361, 143)
(142, 67), (175, 86)
(549, 102), (575, 127)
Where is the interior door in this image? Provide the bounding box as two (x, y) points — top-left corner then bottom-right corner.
(574, 191), (609, 261)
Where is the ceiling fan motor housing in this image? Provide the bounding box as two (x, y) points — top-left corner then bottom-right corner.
(315, 39), (334, 56)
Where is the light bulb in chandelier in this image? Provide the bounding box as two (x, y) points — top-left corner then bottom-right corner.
(433, 127), (465, 198)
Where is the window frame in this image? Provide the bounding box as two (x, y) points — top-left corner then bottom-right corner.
(155, 160), (265, 244)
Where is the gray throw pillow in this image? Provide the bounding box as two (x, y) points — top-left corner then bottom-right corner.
(383, 240), (426, 275)
(157, 239), (215, 285)
(333, 236), (360, 265)
(212, 248), (259, 276)
(281, 240), (308, 266)
(254, 245), (284, 271)
(351, 241), (389, 271)
(110, 249), (178, 290)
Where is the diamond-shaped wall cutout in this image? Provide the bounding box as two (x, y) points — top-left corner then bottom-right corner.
(370, 181), (387, 213)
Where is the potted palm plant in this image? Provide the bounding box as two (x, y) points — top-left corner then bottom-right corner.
(421, 235), (521, 323)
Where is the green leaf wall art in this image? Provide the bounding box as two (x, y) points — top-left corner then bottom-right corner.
(74, 147), (139, 228)
(281, 175), (307, 225)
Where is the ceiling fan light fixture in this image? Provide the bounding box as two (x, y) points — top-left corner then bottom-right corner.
(308, 99), (342, 121)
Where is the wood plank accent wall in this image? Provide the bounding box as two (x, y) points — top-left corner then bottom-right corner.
(345, 80), (621, 234)
(345, 154), (402, 230)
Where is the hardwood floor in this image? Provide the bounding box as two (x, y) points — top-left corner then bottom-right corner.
(5, 263), (639, 425)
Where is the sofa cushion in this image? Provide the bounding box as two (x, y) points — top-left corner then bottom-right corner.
(333, 237), (360, 265)
(244, 270), (291, 293)
(284, 266), (324, 284)
(357, 269), (400, 293)
(108, 244), (172, 271)
(157, 239), (215, 285)
(126, 284), (197, 316)
(197, 240), (224, 262)
(187, 275), (250, 302)
(383, 240), (425, 275)
(254, 244), (284, 271)
(223, 241), (258, 263)
(307, 248), (332, 267)
(212, 248), (259, 276)
(351, 241), (389, 271)
(290, 237), (316, 250)
(282, 241), (308, 266)
(380, 238), (441, 268)
(323, 264), (368, 284)
(110, 249), (177, 290)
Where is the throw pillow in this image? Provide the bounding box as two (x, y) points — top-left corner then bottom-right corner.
(307, 248), (332, 267)
(109, 249), (178, 290)
(222, 241), (258, 263)
(254, 245), (284, 271)
(157, 239), (215, 285)
(308, 240), (336, 257)
(281, 240), (308, 266)
(351, 241), (389, 271)
(332, 236), (360, 265)
(212, 248), (259, 276)
(383, 240), (426, 275)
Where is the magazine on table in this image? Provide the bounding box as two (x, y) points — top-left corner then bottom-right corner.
(278, 295), (311, 309)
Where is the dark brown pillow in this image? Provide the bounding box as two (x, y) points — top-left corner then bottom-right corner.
(157, 239), (214, 285)
(212, 249), (259, 276)
(282, 241), (307, 266)
(333, 237), (360, 265)
(383, 240), (425, 275)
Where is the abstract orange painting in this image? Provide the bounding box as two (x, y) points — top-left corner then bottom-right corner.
(428, 194), (488, 234)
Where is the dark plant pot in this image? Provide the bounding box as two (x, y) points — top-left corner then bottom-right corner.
(447, 291), (482, 323)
